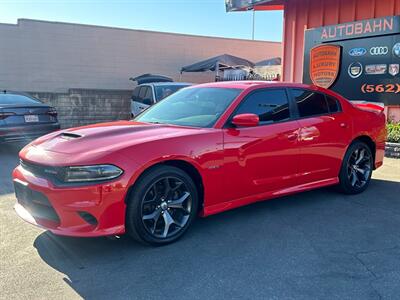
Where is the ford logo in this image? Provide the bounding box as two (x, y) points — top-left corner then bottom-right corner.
(349, 48), (367, 57)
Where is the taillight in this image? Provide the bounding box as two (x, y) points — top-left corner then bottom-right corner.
(48, 108), (58, 117)
(0, 112), (15, 120)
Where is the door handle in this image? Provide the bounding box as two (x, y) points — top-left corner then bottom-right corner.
(340, 122), (348, 128)
(287, 133), (298, 141)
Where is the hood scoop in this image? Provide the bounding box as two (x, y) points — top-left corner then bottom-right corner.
(60, 132), (83, 140)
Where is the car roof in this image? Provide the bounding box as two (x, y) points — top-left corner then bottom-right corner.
(192, 81), (320, 90)
(141, 82), (192, 87)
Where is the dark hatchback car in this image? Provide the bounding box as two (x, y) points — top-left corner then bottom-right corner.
(0, 91), (60, 143)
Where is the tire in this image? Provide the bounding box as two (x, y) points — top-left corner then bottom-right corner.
(125, 165), (198, 246)
(338, 141), (373, 194)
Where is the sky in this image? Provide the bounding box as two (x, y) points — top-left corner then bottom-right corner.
(0, 0), (283, 41)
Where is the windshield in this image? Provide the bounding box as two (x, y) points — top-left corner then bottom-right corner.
(0, 94), (41, 105)
(154, 85), (190, 101)
(135, 87), (242, 128)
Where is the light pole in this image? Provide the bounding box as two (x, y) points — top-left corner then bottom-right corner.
(252, 8), (255, 40)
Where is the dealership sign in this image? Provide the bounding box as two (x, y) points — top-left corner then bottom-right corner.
(303, 16), (400, 105)
(319, 16), (399, 42)
(309, 45), (341, 88)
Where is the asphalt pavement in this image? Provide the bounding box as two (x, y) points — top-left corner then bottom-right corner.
(1, 144), (399, 300)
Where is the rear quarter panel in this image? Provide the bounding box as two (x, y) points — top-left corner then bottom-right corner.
(349, 105), (386, 169)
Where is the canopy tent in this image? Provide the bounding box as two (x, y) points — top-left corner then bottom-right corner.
(255, 57), (282, 66)
(129, 74), (173, 84)
(180, 54), (254, 73)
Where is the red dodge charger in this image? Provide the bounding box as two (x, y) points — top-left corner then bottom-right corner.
(13, 82), (386, 245)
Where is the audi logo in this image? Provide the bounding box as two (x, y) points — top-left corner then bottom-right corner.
(370, 46), (389, 55)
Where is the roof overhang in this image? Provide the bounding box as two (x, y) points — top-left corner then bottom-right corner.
(225, 0), (284, 12)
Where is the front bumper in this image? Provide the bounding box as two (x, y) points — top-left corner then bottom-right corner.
(12, 164), (128, 237)
(0, 123), (60, 143)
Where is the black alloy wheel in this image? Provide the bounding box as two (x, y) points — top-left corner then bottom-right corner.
(141, 176), (192, 238)
(339, 141), (373, 194)
(126, 165), (198, 245)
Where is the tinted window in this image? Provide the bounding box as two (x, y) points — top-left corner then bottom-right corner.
(131, 87), (140, 100)
(235, 89), (290, 124)
(292, 89), (329, 117)
(143, 87), (153, 102)
(0, 94), (41, 105)
(139, 86), (149, 99)
(155, 85), (190, 101)
(135, 87), (242, 128)
(326, 95), (341, 113)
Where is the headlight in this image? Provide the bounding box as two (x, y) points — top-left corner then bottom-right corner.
(62, 165), (123, 183)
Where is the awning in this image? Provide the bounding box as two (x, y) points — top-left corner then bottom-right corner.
(255, 57), (282, 66)
(181, 54), (254, 73)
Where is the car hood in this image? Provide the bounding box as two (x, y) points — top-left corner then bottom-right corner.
(29, 121), (201, 155)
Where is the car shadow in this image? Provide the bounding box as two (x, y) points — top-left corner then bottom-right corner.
(0, 143), (25, 195)
(33, 178), (400, 299)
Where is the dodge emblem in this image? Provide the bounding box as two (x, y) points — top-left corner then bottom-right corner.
(310, 44), (341, 89)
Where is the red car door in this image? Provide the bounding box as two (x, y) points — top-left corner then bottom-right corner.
(222, 88), (300, 203)
(290, 89), (352, 185)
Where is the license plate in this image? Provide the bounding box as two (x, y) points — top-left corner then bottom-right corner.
(24, 115), (39, 122)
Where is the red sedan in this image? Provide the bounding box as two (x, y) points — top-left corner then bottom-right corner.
(13, 82), (386, 245)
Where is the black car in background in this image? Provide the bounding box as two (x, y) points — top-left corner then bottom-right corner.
(0, 91), (60, 143)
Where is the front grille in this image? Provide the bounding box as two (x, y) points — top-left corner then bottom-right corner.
(14, 181), (60, 224)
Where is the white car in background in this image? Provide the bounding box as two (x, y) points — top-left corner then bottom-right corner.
(131, 82), (192, 117)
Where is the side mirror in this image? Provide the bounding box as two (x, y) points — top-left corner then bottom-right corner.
(231, 113), (259, 127)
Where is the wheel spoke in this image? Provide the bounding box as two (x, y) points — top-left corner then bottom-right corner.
(143, 208), (161, 221)
(168, 192), (190, 211)
(354, 166), (366, 175)
(350, 169), (358, 186)
(175, 215), (189, 228)
(161, 211), (175, 238)
(163, 178), (172, 198)
(355, 149), (365, 165)
(172, 181), (183, 191)
(144, 185), (157, 203)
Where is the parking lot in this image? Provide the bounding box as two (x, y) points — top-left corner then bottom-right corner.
(0, 144), (399, 300)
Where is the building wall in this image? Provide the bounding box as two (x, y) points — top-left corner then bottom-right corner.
(0, 19), (282, 93)
(29, 89), (132, 129)
(282, 0), (399, 82)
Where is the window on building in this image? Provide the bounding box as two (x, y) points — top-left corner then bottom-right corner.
(292, 89), (329, 118)
(235, 89), (290, 124)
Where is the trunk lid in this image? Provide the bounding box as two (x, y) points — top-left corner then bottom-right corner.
(0, 105), (58, 126)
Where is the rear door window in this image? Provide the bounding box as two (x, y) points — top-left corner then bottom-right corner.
(291, 89), (329, 118)
(325, 95), (341, 113)
(235, 89), (291, 125)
